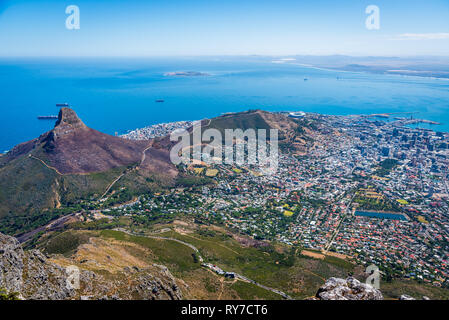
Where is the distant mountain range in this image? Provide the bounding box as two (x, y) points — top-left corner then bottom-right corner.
(274, 55), (449, 79)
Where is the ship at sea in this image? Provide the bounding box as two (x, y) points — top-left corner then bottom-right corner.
(37, 115), (58, 120)
(56, 103), (69, 107)
(155, 99), (164, 103)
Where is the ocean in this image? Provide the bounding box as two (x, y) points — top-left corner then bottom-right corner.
(1, 56), (449, 152)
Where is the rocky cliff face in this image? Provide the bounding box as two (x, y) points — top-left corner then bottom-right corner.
(0, 232), (23, 293)
(315, 277), (383, 300)
(53, 108), (87, 136)
(0, 232), (183, 300)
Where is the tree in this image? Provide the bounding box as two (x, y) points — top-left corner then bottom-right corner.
(0, 288), (20, 300)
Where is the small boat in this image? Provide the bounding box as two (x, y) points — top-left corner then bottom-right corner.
(304, 78), (308, 81)
(155, 99), (164, 103)
(37, 115), (58, 120)
(56, 103), (69, 107)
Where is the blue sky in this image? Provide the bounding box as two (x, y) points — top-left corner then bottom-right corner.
(0, 0), (448, 56)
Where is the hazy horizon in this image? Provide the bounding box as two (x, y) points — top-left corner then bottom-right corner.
(1, 54), (449, 58)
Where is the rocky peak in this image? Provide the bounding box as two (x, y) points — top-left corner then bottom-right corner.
(52, 108), (87, 138)
(41, 108), (87, 150)
(55, 108), (86, 129)
(315, 277), (383, 300)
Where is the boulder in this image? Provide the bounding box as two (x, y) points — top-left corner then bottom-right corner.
(316, 276), (383, 300)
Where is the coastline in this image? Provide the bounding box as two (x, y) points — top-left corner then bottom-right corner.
(275, 60), (449, 81)
(2, 57), (449, 151)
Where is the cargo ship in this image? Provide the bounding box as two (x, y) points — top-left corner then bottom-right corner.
(37, 115), (58, 120)
(155, 99), (164, 103)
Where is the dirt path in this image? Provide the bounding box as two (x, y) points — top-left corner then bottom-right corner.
(29, 154), (63, 175)
(139, 141), (154, 167)
(100, 172), (126, 199)
(299, 266), (326, 281)
(217, 276), (225, 300)
(29, 140), (154, 200)
(182, 233), (241, 256)
(100, 141), (153, 199)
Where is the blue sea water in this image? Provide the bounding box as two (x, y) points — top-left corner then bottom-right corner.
(1, 56), (449, 152)
(355, 211), (407, 221)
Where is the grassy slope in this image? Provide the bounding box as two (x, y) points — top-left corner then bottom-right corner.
(100, 230), (198, 273)
(381, 280), (449, 300)
(98, 227), (357, 299)
(42, 229), (291, 299)
(230, 281), (282, 300)
(0, 146), (155, 218)
(36, 225), (449, 300)
(41, 230), (94, 257)
(206, 111), (272, 135)
(169, 230), (357, 298)
(40, 229), (274, 299)
(102, 228), (449, 299)
(59, 166), (129, 203)
(0, 154), (59, 217)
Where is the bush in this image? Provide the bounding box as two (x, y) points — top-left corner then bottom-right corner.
(0, 288), (20, 300)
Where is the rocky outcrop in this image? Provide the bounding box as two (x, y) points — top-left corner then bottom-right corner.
(0, 232), (75, 299)
(74, 265), (183, 300)
(315, 277), (383, 300)
(0, 232), (183, 300)
(21, 249), (75, 299)
(53, 108), (87, 136)
(0, 233), (23, 293)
